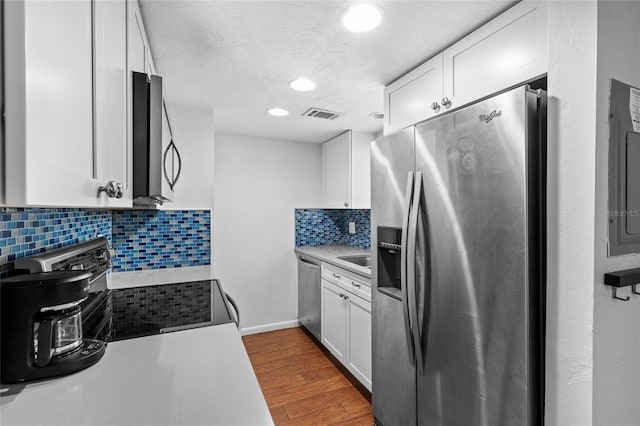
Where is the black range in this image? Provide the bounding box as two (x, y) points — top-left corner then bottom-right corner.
(12, 238), (236, 344)
(103, 279), (235, 342)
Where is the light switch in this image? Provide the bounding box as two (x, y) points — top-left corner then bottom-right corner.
(349, 222), (356, 234)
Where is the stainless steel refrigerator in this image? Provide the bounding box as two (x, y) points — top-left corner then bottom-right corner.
(371, 85), (545, 426)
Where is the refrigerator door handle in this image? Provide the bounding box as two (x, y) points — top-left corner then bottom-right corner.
(401, 171), (416, 366)
(408, 172), (425, 373)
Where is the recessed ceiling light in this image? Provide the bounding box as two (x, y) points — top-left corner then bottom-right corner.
(289, 78), (316, 92)
(268, 108), (289, 117)
(369, 112), (384, 119)
(342, 4), (383, 33)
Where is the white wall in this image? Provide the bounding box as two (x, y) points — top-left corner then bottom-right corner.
(213, 133), (322, 333)
(545, 3), (598, 425)
(165, 102), (215, 274)
(593, 2), (640, 425)
(165, 103), (215, 210)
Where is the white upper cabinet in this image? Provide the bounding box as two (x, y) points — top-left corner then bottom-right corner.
(442, 1), (548, 109)
(384, 54), (443, 135)
(323, 131), (373, 209)
(383, 0), (548, 135)
(94, 0), (130, 207)
(323, 132), (351, 209)
(2, 0), (162, 208)
(4, 0), (97, 206)
(129, 0), (147, 74)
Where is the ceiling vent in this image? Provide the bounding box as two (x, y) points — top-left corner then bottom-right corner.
(301, 108), (343, 120)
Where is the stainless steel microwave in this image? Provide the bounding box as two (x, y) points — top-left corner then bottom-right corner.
(131, 71), (181, 206)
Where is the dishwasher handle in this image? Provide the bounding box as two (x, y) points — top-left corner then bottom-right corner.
(297, 255), (320, 270)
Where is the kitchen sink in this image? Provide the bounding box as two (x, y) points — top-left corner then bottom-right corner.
(337, 255), (371, 268)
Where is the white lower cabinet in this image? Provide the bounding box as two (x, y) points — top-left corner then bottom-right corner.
(346, 292), (372, 388)
(322, 280), (348, 359)
(321, 264), (372, 391)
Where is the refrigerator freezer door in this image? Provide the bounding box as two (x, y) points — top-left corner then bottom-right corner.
(414, 86), (539, 426)
(371, 128), (417, 426)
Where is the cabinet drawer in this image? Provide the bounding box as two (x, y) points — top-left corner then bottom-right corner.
(321, 263), (371, 302)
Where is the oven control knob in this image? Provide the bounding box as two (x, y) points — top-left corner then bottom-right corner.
(100, 249), (115, 261)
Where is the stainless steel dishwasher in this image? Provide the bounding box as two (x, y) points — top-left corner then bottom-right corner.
(297, 254), (321, 341)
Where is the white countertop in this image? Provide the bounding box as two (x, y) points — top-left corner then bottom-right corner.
(108, 265), (214, 289)
(295, 245), (371, 278)
(0, 323), (273, 426)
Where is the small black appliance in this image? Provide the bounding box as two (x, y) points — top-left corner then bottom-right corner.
(0, 270), (106, 384)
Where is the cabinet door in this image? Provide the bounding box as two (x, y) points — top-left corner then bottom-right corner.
(129, 0), (147, 74)
(347, 294), (372, 391)
(383, 54), (443, 135)
(323, 131), (351, 208)
(350, 132), (372, 209)
(321, 279), (347, 361)
(5, 0), (97, 206)
(94, 0), (130, 207)
(443, 1), (548, 109)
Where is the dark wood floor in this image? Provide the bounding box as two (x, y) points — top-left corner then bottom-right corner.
(243, 327), (373, 425)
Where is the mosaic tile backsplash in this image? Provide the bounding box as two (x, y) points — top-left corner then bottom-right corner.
(112, 210), (210, 272)
(0, 208), (112, 277)
(0, 208), (211, 277)
(295, 209), (370, 249)
(111, 281), (212, 339)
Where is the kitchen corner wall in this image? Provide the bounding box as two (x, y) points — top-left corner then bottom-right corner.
(213, 133), (323, 334)
(295, 208), (370, 249)
(0, 207), (211, 277)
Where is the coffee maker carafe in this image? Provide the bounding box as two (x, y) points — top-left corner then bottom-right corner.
(1, 271), (106, 383)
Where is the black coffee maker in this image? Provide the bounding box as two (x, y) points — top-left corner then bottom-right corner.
(0, 271), (106, 383)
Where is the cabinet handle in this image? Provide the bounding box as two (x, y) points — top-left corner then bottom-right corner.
(351, 281), (361, 288)
(115, 183), (124, 199)
(98, 181), (123, 199)
(441, 97), (452, 109)
(344, 202), (349, 207)
(332, 273), (341, 279)
(163, 139), (182, 191)
(430, 101), (441, 112)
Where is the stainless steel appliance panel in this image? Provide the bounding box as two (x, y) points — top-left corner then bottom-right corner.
(371, 127), (416, 425)
(414, 86), (537, 426)
(297, 254), (321, 341)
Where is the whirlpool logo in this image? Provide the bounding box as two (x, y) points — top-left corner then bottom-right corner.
(479, 110), (502, 123)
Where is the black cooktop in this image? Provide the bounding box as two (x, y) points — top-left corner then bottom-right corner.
(103, 279), (235, 342)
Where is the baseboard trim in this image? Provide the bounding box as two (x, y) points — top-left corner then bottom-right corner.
(240, 320), (301, 336)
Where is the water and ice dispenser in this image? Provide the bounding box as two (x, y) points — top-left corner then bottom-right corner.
(376, 226), (403, 299)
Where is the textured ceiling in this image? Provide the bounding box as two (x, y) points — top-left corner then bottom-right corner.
(141, 0), (517, 143)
